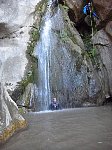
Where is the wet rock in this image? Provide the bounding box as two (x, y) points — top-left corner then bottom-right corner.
(17, 83), (36, 111)
(82, 102), (96, 107)
(74, 100), (82, 108)
(103, 95), (112, 105)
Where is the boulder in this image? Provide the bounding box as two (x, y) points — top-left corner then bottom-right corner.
(92, 29), (112, 96)
(105, 21), (112, 39)
(17, 83), (36, 111)
(0, 84), (27, 143)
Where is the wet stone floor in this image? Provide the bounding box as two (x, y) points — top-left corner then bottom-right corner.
(1, 106), (112, 150)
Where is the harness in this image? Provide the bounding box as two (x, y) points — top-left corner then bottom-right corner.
(83, 5), (90, 15)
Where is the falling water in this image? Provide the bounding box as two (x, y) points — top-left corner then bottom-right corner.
(36, 0), (53, 111)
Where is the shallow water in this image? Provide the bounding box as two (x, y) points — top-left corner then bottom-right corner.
(1, 106), (112, 150)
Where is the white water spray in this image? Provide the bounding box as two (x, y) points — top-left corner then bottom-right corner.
(36, 0), (53, 110)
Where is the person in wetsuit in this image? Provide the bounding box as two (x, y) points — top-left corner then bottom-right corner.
(49, 97), (61, 110)
(83, 2), (99, 19)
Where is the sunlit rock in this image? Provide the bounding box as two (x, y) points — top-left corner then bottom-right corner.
(0, 0), (41, 90)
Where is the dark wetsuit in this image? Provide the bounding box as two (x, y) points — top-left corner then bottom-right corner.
(49, 101), (61, 110)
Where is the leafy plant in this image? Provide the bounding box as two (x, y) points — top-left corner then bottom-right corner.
(62, 5), (69, 11)
(88, 47), (96, 58)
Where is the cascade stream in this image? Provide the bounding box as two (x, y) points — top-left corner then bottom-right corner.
(35, 0), (53, 111)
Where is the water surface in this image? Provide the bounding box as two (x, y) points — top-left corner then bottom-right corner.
(1, 106), (112, 150)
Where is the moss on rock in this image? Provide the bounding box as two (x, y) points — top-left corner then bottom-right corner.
(0, 120), (27, 143)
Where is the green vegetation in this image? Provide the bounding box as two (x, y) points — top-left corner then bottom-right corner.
(27, 0), (48, 58)
(82, 34), (101, 70)
(83, 35), (95, 56)
(83, 35), (97, 59)
(83, 34), (92, 51)
(18, 108), (26, 114)
(62, 5), (69, 11)
(18, 71), (34, 92)
(88, 47), (96, 58)
(59, 29), (69, 42)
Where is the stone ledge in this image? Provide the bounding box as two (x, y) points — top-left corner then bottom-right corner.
(0, 120), (27, 143)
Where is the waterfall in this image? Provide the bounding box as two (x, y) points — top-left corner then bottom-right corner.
(35, 0), (95, 111)
(35, 0), (85, 111)
(36, 0), (53, 111)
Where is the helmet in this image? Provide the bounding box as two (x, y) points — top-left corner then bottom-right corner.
(53, 98), (57, 102)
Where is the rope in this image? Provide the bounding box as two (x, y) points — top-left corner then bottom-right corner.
(89, 2), (97, 65)
(89, 3), (94, 47)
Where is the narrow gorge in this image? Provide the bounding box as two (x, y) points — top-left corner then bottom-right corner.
(0, 0), (112, 147)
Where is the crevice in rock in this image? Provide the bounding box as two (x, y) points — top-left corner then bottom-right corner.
(94, 43), (109, 47)
(0, 25), (24, 39)
(0, 23), (11, 38)
(75, 19), (92, 37)
(66, 5), (92, 37)
(68, 9), (76, 24)
(58, 0), (65, 5)
(103, 96), (112, 105)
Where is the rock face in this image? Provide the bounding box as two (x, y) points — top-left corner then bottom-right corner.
(0, 0), (40, 142)
(64, 0), (112, 100)
(0, 0), (40, 90)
